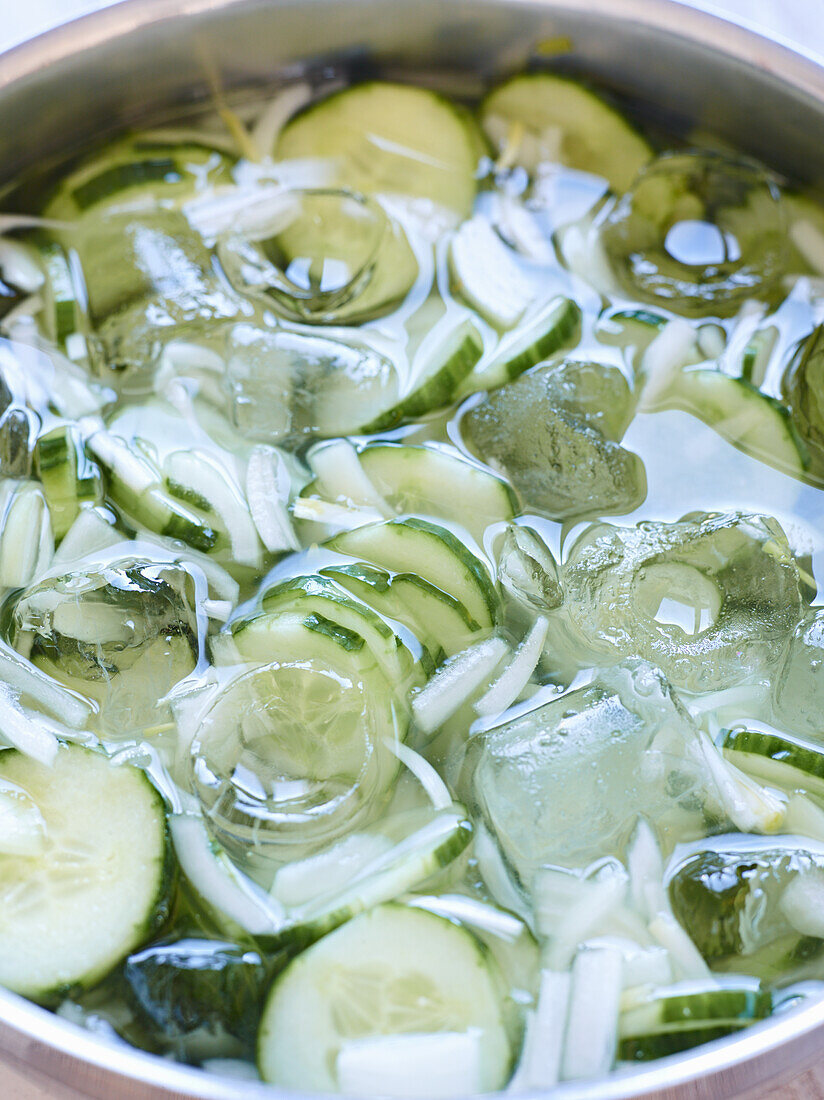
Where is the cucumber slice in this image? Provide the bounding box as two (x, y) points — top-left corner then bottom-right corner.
(163, 449), (261, 569)
(39, 243), (83, 350)
(619, 1026), (745, 1063)
(260, 574), (421, 688)
(721, 728), (824, 800)
(45, 137), (232, 220)
(35, 426), (103, 541)
(88, 431), (218, 554)
(481, 74), (652, 192)
(362, 317), (483, 433)
(277, 82), (483, 218)
(328, 518), (496, 629)
(460, 296), (580, 396)
(741, 326), (778, 387)
(267, 808), (473, 955)
(0, 744), (169, 1000)
(620, 983), (771, 1039)
(672, 370), (809, 481)
(595, 307), (668, 369)
(321, 563), (483, 661)
(257, 903), (511, 1092)
(449, 216), (536, 329)
(221, 608), (379, 675)
(391, 574), (483, 659)
(358, 443), (516, 543)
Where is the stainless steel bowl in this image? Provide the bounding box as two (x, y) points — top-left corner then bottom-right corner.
(1, 1), (823, 1096)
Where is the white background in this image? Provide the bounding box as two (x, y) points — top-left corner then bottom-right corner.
(0, 0), (821, 60)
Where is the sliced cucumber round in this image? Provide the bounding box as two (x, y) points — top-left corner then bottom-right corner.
(260, 574), (422, 688)
(358, 443), (516, 543)
(391, 574), (483, 659)
(619, 982), (771, 1039)
(0, 744), (169, 1001)
(320, 563), (483, 662)
(277, 82), (483, 217)
(460, 295), (580, 396)
(449, 216), (536, 329)
(88, 431), (219, 554)
(619, 1025), (744, 1063)
(362, 317), (483, 433)
(39, 242), (84, 350)
(258, 903), (511, 1093)
(329, 518), (497, 629)
(266, 807), (473, 956)
(672, 370), (810, 482)
(35, 426), (103, 541)
(481, 74), (652, 192)
(721, 728), (824, 800)
(44, 136), (232, 220)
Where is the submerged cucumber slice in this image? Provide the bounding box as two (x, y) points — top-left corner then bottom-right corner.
(620, 982), (771, 1039)
(672, 370), (809, 481)
(35, 426), (103, 541)
(39, 243), (83, 350)
(260, 574), (422, 688)
(481, 74), (652, 192)
(329, 518), (497, 629)
(266, 808), (473, 955)
(0, 745), (169, 1001)
(619, 1025), (745, 1063)
(362, 317), (483, 432)
(258, 903), (511, 1092)
(320, 563), (483, 661)
(460, 296), (581, 396)
(277, 82), (483, 218)
(45, 136), (232, 220)
(722, 728), (824, 799)
(358, 443), (516, 543)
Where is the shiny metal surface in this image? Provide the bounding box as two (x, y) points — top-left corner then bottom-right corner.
(0, 0), (823, 1096)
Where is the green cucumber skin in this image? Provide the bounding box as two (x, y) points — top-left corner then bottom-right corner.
(721, 728), (824, 783)
(329, 517), (497, 628)
(256, 819), (474, 960)
(402, 517), (497, 618)
(619, 1025), (743, 1063)
(362, 327), (483, 434)
(622, 986), (772, 1037)
(502, 298), (581, 381)
(0, 750), (176, 1006)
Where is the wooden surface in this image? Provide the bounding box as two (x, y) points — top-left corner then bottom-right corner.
(2, 1060), (824, 1100)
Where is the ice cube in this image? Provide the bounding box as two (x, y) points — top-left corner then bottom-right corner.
(774, 609), (824, 740)
(77, 208), (240, 389)
(462, 367), (647, 521)
(226, 324), (400, 444)
(466, 661), (715, 879)
(537, 359), (635, 442)
(497, 524), (563, 615)
(602, 150), (787, 317)
(13, 559), (199, 738)
(547, 512), (802, 692)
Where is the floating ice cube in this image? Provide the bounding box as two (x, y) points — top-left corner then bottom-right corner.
(547, 511), (802, 692)
(462, 365), (646, 521)
(466, 661), (715, 879)
(226, 324), (400, 444)
(12, 559), (199, 738)
(774, 608), (824, 740)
